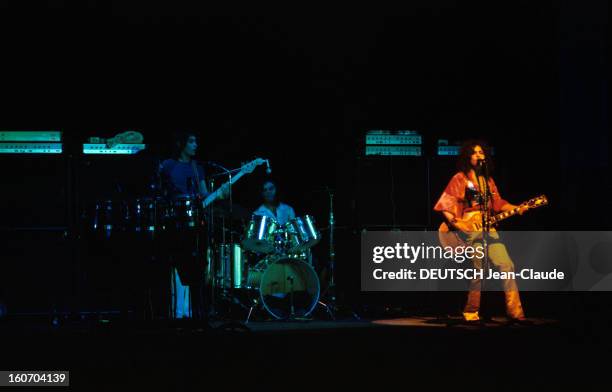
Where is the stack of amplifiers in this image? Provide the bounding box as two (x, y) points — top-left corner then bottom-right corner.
(0, 132), (69, 315)
(0, 131), (67, 228)
(358, 130), (425, 228)
(357, 132), (471, 229)
(364, 130), (422, 157)
(0, 131), (63, 154)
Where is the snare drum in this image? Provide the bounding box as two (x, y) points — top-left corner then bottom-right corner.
(286, 215), (321, 253)
(242, 215), (278, 254)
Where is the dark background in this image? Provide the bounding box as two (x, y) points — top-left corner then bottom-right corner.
(0, 1), (609, 315)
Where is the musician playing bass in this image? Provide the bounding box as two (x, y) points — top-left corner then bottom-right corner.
(161, 132), (229, 200)
(433, 140), (529, 324)
(159, 131), (229, 320)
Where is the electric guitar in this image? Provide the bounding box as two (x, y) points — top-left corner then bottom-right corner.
(202, 158), (268, 208)
(438, 194), (548, 248)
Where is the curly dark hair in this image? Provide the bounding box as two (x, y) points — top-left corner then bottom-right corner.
(456, 139), (494, 175)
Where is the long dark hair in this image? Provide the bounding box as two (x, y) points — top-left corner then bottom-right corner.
(456, 139), (494, 175)
(172, 131), (196, 159)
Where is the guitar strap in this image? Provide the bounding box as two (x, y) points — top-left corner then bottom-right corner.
(191, 160), (201, 195)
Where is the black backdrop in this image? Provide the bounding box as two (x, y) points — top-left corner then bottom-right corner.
(0, 1), (609, 315)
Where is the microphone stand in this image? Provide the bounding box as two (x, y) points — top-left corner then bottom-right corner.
(207, 163), (256, 331)
(208, 163), (229, 321)
(207, 163), (242, 320)
(146, 158), (163, 321)
(478, 161), (491, 322)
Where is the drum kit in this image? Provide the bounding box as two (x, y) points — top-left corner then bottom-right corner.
(83, 192), (326, 322)
(87, 195), (206, 237)
(237, 214), (322, 320)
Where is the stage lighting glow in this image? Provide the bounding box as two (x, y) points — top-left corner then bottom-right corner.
(83, 144), (146, 155)
(0, 143), (63, 154)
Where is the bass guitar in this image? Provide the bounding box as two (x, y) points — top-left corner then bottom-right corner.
(202, 158), (268, 208)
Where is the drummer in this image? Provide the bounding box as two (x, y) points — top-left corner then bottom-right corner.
(252, 179), (317, 276)
(253, 180), (296, 225)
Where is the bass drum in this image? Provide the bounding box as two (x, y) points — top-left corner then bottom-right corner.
(247, 256), (320, 319)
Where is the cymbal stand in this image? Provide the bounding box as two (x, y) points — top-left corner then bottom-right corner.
(318, 188), (359, 320)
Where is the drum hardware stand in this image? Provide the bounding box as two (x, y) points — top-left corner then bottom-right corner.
(309, 189), (336, 320)
(328, 190), (336, 292)
(315, 189), (339, 320)
(144, 158), (164, 321)
(317, 188), (360, 321)
(326, 189), (337, 319)
(245, 300), (313, 324)
(205, 175), (220, 321)
(317, 300), (336, 320)
(288, 275), (296, 318)
(245, 298), (259, 324)
(206, 176), (218, 320)
(207, 164), (243, 320)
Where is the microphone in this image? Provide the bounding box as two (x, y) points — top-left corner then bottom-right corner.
(477, 159), (487, 166)
(266, 159), (272, 175)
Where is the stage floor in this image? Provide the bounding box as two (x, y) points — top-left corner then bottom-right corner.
(212, 316), (558, 332)
(0, 315), (605, 390)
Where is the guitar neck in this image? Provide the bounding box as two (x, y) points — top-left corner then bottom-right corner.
(200, 158), (267, 208)
(489, 207), (522, 225)
(202, 170), (246, 208)
(481, 195), (547, 226)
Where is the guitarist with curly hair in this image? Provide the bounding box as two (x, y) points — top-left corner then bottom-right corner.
(434, 140), (534, 324)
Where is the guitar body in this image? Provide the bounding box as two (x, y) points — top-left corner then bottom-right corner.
(437, 195), (548, 249)
(438, 222), (490, 248)
(437, 219), (496, 248)
(460, 210), (494, 232)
